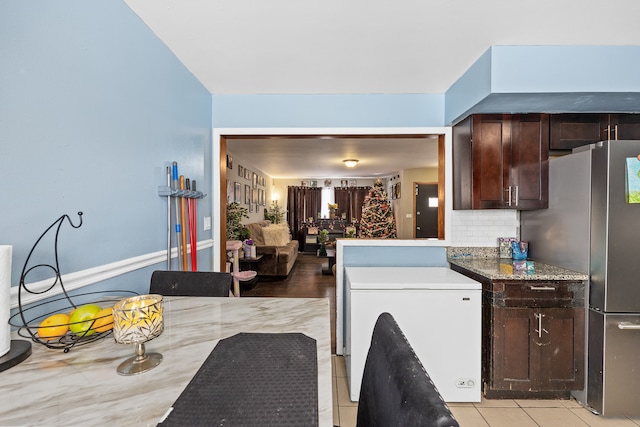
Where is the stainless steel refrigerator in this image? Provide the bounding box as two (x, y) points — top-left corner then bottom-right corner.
(521, 140), (640, 416)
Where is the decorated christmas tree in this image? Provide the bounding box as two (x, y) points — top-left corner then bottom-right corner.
(358, 179), (397, 238)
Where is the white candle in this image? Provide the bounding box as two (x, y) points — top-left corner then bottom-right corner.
(0, 245), (12, 357)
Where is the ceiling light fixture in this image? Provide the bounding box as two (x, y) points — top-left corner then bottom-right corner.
(343, 159), (359, 167)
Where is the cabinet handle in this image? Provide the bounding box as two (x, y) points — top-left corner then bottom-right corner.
(529, 286), (556, 291)
(618, 322), (640, 330)
(534, 312), (548, 338)
(613, 124), (618, 140)
(505, 186), (512, 207)
(514, 186), (519, 206)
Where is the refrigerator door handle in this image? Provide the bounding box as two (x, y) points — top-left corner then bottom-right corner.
(617, 322), (640, 330)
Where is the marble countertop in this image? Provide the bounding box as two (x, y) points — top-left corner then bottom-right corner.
(0, 297), (332, 427)
(448, 257), (588, 281)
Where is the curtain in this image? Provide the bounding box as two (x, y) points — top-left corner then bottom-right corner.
(334, 186), (371, 222)
(334, 187), (351, 219)
(287, 186), (322, 240)
(352, 187), (370, 222)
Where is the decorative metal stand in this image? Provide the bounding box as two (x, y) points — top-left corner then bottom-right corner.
(9, 212), (136, 352)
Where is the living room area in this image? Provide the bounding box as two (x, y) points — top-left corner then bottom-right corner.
(222, 133), (444, 280)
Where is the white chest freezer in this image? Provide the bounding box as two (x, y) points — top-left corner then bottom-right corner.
(345, 267), (481, 402)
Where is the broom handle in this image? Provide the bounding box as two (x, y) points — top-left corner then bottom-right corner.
(180, 175), (188, 271)
(172, 162), (182, 270)
(191, 180), (198, 271)
(166, 166), (172, 270)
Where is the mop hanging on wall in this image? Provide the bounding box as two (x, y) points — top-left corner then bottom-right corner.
(158, 162), (206, 271)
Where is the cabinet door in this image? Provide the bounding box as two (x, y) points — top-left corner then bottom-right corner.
(491, 306), (584, 393)
(471, 115), (511, 209)
(550, 114), (606, 150)
(511, 114), (549, 209)
(491, 307), (537, 391)
(610, 114), (640, 140)
(537, 307), (585, 391)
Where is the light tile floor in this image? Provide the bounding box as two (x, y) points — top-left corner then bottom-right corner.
(331, 355), (640, 427)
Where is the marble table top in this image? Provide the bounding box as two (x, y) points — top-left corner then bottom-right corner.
(0, 297), (333, 426)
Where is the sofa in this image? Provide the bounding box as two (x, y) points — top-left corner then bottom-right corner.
(244, 220), (299, 277)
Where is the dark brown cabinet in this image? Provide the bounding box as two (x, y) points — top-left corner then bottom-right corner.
(491, 306), (584, 397)
(453, 114), (549, 210)
(486, 279), (585, 398)
(450, 263), (585, 399)
(550, 113), (640, 150)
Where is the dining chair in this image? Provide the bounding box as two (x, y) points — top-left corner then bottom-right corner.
(149, 270), (232, 297)
(357, 312), (459, 427)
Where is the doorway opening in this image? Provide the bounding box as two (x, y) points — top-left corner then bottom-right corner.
(213, 128), (452, 272)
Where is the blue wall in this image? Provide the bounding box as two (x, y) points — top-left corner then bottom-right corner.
(212, 94), (445, 128)
(1, 1), (213, 297)
(445, 46), (640, 124)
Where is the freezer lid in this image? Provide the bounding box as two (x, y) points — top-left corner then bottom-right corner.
(345, 267), (482, 290)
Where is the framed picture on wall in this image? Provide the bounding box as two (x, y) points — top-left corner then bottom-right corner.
(248, 201), (253, 212)
(349, 179), (357, 187)
(226, 155), (233, 170)
(244, 168), (251, 180)
(395, 182), (401, 199)
(301, 181), (308, 187)
(341, 179), (348, 187)
(245, 184), (251, 204)
(226, 180), (234, 203)
(310, 180), (318, 187)
(234, 182), (241, 203)
(238, 165), (244, 177)
(252, 172), (258, 189)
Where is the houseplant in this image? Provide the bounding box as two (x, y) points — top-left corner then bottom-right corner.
(226, 202), (250, 241)
(317, 229), (329, 256)
(264, 202), (286, 224)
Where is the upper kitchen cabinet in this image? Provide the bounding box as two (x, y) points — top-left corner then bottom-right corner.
(550, 114), (640, 150)
(453, 114), (549, 210)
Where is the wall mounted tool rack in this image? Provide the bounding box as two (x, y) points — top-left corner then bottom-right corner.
(157, 186), (207, 199)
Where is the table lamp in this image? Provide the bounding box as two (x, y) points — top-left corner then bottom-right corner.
(113, 294), (164, 375)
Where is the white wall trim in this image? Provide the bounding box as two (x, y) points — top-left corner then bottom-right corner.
(10, 239), (213, 309)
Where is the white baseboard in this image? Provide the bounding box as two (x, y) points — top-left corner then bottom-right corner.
(10, 239), (214, 309)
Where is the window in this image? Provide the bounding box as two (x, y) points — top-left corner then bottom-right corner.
(320, 187), (334, 219)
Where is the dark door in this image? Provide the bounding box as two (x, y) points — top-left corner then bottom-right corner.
(415, 183), (438, 238)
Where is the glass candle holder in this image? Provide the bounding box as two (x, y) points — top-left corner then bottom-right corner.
(113, 294), (164, 375)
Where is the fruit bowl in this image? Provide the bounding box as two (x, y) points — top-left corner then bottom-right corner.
(10, 290), (138, 352)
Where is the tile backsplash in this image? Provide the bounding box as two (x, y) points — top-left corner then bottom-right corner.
(450, 210), (519, 247)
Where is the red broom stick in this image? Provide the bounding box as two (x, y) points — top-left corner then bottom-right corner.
(190, 180), (198, 271)
(180, 175), (188, 271)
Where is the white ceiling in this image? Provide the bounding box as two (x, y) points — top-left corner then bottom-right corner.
(227, 135), (439, 179)
(123, 0), (640, 177)
(124, 0), (640, 95)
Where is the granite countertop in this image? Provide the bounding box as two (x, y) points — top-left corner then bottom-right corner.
(448, 257), (588, 281)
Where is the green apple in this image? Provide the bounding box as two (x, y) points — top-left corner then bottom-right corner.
(68, 304), (102, 337)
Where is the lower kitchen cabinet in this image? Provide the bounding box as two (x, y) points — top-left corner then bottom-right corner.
(489, 306), (584, 398)
(450, 262), (586, 399)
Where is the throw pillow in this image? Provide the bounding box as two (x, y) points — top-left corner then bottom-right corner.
(262, 226), (290, 246)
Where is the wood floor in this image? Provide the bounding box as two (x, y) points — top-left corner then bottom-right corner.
(241, 253), (337, 353)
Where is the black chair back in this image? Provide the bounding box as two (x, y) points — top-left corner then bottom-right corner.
(150, 270), (232, 297)
(357, 312), (459, 427)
